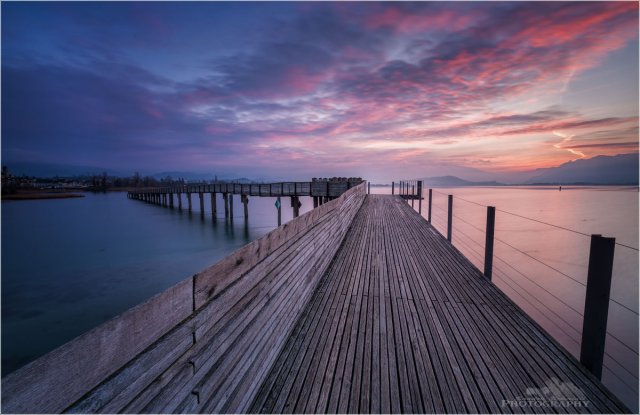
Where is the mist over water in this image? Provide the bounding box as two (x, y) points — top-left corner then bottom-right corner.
(2, 187), (638, 410)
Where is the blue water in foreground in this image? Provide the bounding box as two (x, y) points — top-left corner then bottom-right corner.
(2, 187), (638, 409)
(2, 191), (312, 375)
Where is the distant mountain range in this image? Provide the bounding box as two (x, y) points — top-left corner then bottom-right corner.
(523, 153), (638, 185)
(420, 176), (504, 187)
(6, 153), (638, 185)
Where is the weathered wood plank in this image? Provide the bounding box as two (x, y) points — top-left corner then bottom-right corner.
(2, 279), (193, 414)
(193, 184), (365, 309)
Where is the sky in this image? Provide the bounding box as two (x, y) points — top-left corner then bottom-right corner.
(2, 1), (639, 182)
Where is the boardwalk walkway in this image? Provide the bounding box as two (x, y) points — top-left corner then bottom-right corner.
(251, 195), (626, 413)
(2, 190), (628, 413)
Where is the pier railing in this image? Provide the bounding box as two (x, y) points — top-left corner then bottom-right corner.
(393, 180), (639, 398)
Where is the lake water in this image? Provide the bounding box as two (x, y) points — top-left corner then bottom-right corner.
(2, 187), (638, 409)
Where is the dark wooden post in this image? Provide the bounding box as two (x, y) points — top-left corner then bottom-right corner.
(418, 181), (423, 214)
(484, 206), (496, 280)
(211, 192), (216, 219)
(411, 184), (415, 208)
(187, 193), (192, 212)
(169, 193), (174, 209)
(313, 197), (318, 208)
(229, 193), (234, 219)
(199, 193), (205, 218)
(242, 194), (249, 219)
(368, 182), (371, 194)
(178, 192), (182, 210)
(428, 189), (432, 222)
(447, 195), (453, 242)
(292, 196), (300, 218)
(580, 235), (616, 380)
(223, 193), (229, 218)
(277, 197), (282, 226)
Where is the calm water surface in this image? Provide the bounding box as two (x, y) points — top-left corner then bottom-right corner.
(3, 187), (638, 409)
(2, 191), (312, 375)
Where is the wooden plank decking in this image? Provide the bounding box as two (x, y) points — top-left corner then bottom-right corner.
(250, 195), (627, 414)
(2, 190), (628, 413)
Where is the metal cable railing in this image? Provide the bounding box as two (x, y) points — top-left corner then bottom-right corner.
(403, 183), (639, 391)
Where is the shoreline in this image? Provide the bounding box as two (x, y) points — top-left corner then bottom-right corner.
(2, 192), (85, 201)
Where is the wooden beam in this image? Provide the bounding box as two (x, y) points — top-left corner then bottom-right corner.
(580, 235), (616, 379)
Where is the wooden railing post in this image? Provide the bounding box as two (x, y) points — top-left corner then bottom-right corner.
(229, 193), (234, 219)
(223, 193), (228, 218)
(276, 197), (282, 226)
(580, 234), (616, 380)
(368, 182), (371, 195)
(484, 206), (496, 279)
(392, 182), (395, 195)
(428, 189), (432, 223)
(211, 192), (216, 219)
(411, 184), (415, 208)
(447, 195), (453, 242)
(418, 181), (423, 214)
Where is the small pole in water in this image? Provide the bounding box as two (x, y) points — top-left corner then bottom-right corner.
(559, 186), (562, 191)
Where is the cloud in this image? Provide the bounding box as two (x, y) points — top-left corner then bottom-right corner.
(1, 2), (638, 179)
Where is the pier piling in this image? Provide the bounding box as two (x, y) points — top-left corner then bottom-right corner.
(211, 193), (216, 219)
(242, 194), (249, 219)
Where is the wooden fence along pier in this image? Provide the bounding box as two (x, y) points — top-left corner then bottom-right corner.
(2, 180), (631, 413)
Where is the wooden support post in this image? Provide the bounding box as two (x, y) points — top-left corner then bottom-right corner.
(223, 193), (229, 218)
(368, 182), (371, 194)
(187, 193), (192, 212)
(211, 193), (216, 219)
(291, 196), (300, 218)
(580, 235), (616, 380)
(447, 194), (453, 242)
(484, 206), (496, 280)
(242, 194), (249, 219)
(418, 181), (423, 214)
(229, 193), (234, 219)
(276, 197), (282, 226)
(178, 193), (182, 210)
(199, 193), (204, 218)
(313, 197), (318, 208)
(411, 184), (415, 208)
(392, 181), (395, 195)
(169, 193), (174, 209)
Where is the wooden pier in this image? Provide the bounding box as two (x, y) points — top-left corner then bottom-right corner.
(2, 184), (629, 413)
(126, 178), (363, 221)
